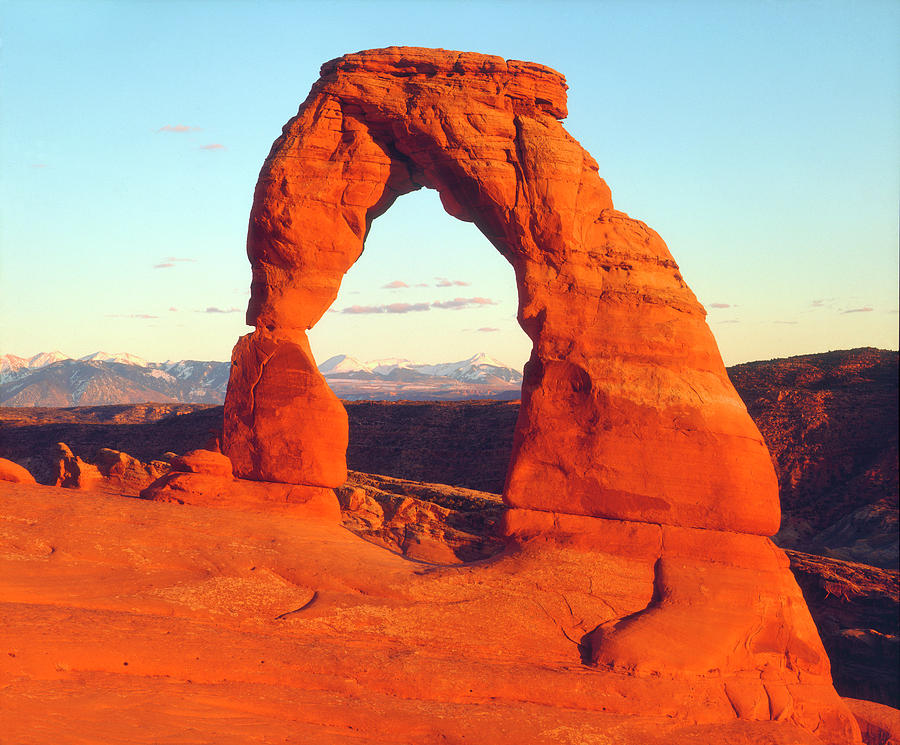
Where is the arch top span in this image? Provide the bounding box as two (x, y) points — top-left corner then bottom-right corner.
(224, 46), (780, 537)
(317, 47), (570, 119)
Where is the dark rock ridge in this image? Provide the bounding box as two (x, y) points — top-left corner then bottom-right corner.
(787, 551), (898, 707)
(729, 348), (898, 569)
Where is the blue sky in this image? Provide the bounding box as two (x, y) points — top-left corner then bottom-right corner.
(1, 0), (897, 367)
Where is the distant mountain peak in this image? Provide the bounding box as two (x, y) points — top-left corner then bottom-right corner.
(317, 352), (523, 389)
(79, 351), (149, 367)
(319, 355), (375, 375)
(27, 351), (71, 369)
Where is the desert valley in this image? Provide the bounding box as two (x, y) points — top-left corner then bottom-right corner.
(2, 30), (898, 745)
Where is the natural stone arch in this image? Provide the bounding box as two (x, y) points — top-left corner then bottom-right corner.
(223, 47), (778, 536)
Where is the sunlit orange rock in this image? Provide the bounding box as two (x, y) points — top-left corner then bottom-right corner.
(0, 482), (864, 744)
(53, 442), (103, 490)
(141, 471), (340, 521)
(0, 457), (36, 484)
(169, 449), (234, 478)
(93, 448), (170, 495)
(217, 47), (858, 741)
(141, 448), (339, 521)
(224, 332), (347, 486)
(223, 46), (777, 535)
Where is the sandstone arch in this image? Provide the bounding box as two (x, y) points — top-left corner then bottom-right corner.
(219, 49), (861, 739)
(223, 47), (778, 536)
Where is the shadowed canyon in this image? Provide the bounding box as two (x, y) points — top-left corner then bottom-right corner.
(2, 48), (897, 744)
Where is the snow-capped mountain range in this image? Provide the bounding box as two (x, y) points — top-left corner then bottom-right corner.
(1, 351), (149, 376)
(318, 352), (522, 385)
(0, 352), (231, 407)
(0, 351), (523, 406)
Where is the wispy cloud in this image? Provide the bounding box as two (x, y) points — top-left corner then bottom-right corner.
(105, 313), (159, 319)
(340, 296), (498, 314)
(435, 278), (471, 287)
(477, 327), (500, 332)
(716, 319), (740, 324)
(432, 297), (497, 310)
(382, 280), (409, 289)
(168, 307), (178, 312)
(200, 143), (225, 150)
(157, 124), (201, 133)
(773, 320), (798, 325)
(842, 306), (874, 314)
(153, 256), (196, 269)
(810, 298), (839, 310)
(342, 303), (431, 314)
(202, 306), (241, 314)
(707, 302), (731, 309)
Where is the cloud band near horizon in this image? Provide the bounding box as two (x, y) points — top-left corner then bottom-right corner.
(342, 297), (497, 314)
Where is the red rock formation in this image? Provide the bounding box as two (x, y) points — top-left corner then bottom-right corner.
(217, 47), (859, 740)
(223, 46), (777, 537)
(53, 442), (103, 490)
(169, 449), (233, 478)
(0, 457), (36, 484)
(140, 449), (340, 522)
(337, 470), (505, 563)
(226, 332), (347, 486)
(92, 448), (170, 495)
(843, 698), (900, 745)
(0, 482), (864, 744)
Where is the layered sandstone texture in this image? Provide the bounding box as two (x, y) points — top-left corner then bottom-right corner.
(0, 482), (865, 745)
(140, 448), (340, 522)
(223, 46), (778, 536)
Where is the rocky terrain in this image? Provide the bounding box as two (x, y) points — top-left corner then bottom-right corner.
(1, 348), (897, 712)
(4, 348), (893, 562)
(730, 347), (898, 569)
(11, 479), (894, 745)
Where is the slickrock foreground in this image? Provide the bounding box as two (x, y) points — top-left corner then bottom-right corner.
(0, 482), (879, 745)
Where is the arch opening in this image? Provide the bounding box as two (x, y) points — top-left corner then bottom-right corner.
(309, 188), (529, 380)
(308, 187), (529, 494)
